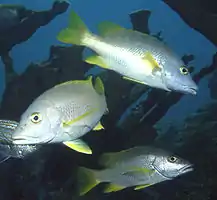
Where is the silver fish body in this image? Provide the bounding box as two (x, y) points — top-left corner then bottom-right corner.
(12, 76), (107, 154)
(98, 146), (192, 181)
(57, 10), (198, 95)
(87, 30), (198, 95)
(77, 146), (193, 195)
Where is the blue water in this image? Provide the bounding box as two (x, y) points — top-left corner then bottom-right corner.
(0, 0), (216, 129)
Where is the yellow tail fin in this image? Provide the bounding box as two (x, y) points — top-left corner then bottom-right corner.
(77, 167), (100, 196)
(57, 10), (90, 45)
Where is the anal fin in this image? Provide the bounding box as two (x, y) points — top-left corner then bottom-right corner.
(63, 139), (92, 154)
(85, 55), (110, 69)
(93, 121), (104, 131)
(104, 183), (126, 193)
(123, 76), (147, 85)
(134, 184), (151, 190)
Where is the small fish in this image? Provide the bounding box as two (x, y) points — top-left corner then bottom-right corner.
(0, 119), (39, 163)
(77, 146), (193, 195)
(12, 76), (108, 154)
(57, 10), (198, 95)
(0, 4), (26, 32)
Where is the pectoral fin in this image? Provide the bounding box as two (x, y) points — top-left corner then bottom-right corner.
(85, 55), (110, 69)
(93, 121), (104, 131)
(134, 184), (151, 190)
(103, 183), (126, 193)
(63, 139), (92, 154)
(142, 52), (161, 75)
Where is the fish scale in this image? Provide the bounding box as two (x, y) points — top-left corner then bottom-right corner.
(76, 146), (193, 195)
(12, 76), (108, 155)
(56, 101), (92, 123)
(84, 31), (169, 86)
(100, 30), (169, 67)
(57, 10), (198, 94)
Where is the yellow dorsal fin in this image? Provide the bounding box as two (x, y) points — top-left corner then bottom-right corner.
(103, 183), (126, 193)
(63, 139), (92, 154)
(93, 121), (104, 131)
(55, 80), (75, 87)
(94, 76), (105, 95)
(85, 55), (110, 69)
(63, 108), (96, 127)
(55, 76), (93, 88)
(97, 21), (126, 37)
(134, 184), (151, 190)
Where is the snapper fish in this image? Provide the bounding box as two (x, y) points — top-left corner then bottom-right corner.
(57, 10), (198, 95)
(77, 146), (193, 195)
(0, 119), (39, 163)
(12, 76), (108, 154)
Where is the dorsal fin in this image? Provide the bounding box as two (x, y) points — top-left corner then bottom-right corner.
(93, 76), (105, 95)
(97, 21), (126, 37)
(55, 76), (93, 88)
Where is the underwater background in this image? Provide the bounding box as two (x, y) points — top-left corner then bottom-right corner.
(0, 0), (216, 199)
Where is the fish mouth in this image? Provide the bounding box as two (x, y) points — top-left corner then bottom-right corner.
(180, 165), (194, 174)
(12, 136), (39, 145)
(12, 135), (52, 145)
(153, 164), (193, 179)
(161, 74), (198, 95)
(182, 87), (198, 95)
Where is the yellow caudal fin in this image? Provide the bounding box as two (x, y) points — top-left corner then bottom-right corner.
(57, 10), (90, 45)
(77, 167), (100, 196)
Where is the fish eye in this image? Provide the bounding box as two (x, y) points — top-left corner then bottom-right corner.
(30, 112), (42, 124)
(179, 66), (189, 75)
(167, 156), (178, 163)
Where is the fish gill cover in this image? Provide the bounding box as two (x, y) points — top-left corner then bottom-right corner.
(0, 0), (216, 200)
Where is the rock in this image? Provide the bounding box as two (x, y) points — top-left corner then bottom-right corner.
(163, 0), (217, 46)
